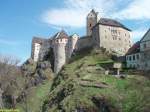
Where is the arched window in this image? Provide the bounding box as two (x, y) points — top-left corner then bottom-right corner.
(89, 23), (92, 27)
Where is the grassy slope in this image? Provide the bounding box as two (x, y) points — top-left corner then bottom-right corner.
(16, 81), (52, 112)
(42, 48), (150, 112)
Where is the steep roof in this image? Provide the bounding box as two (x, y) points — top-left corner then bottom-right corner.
(69, 33), (79, 38)
(32, 37), (46, 44)
(52, 30), (68, 39)
(140, 28), (150, 42)
(96, 18), (131, 31)
(126, 41), (140, 55)
(90, 9), (97, 15)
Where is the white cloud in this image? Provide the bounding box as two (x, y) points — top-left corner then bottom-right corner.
(41, 0), (150, 43)
(42, 0), (150, 28)
(113, 0), (150, 20)
(132, 28), (147, 42)
(41, 0), (117, 28)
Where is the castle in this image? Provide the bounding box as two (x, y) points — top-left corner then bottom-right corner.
(31, 9), (132, 73)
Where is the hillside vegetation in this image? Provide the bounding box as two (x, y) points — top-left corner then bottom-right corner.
(41, 48), (150, 112)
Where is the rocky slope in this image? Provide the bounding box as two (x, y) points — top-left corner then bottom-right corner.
(1, 48), (150, 112)
(0, 57), (53, 110)
(41, 48), (150, 112)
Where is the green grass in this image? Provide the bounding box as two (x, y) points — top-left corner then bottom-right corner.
(42, 48), (150, 112)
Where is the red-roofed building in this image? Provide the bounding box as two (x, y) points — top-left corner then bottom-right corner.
(126, 28), (150, 70)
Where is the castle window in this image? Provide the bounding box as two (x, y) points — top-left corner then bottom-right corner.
(89, 24), (92, 27)
(136, 54), (139, 60)
(130, 64), (132, 68)
(125, 33), (126, 36)
(111, 29), (118, 36)
(144, 43), (146, 48)
(145, 63), (148, 67)
(113, 36), (117, 40)
(129, 56), (131, 61)
(133, 55), (135, 60)
(113, 36), (116, 40)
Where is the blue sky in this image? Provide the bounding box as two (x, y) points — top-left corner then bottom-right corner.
(0, 0), (149, 63)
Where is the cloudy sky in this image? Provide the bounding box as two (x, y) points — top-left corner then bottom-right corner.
(0, 0), (149, 63)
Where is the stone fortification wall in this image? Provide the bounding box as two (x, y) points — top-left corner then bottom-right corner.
(75, 36), (93, 51)
(38, 39), (52, 61)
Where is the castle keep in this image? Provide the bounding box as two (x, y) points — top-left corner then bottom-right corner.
(31, 9), (132, 73)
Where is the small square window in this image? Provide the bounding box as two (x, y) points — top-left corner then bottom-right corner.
(144, 43), (146, 48)
(133, 55), (135, 60)
(136, 54), (139, 60)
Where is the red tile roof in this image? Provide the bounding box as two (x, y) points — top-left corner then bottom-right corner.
(126, 41), (140, 55)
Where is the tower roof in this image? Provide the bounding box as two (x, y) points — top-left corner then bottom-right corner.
(52, 30), (68, 39)
(87, 9), (98, 17)
(95, 18), (131, 31)
(91, 9), (96, 14)
(32, 37), (46, 44)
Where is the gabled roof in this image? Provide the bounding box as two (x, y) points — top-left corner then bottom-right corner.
(52, 30), (68, 39)
(95, 18), (131, 31)
(126, 41), (140, 55)
(140, 28), (150, 42)
(32, 37), (46, 44)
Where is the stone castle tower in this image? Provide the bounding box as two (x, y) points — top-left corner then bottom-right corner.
(86, 9), (98, 36)
(52, 31), (69, 73)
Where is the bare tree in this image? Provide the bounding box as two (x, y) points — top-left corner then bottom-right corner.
(0, 54), (25, 108)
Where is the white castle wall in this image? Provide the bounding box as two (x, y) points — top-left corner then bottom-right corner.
(33, 43), (41, 62)
(67, 34), (79, 58)
(92, 25), (132, 55)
